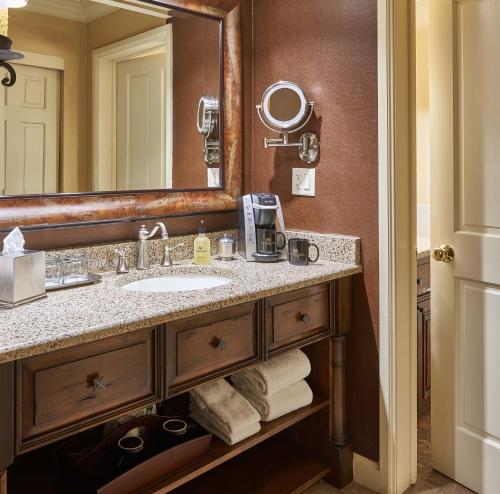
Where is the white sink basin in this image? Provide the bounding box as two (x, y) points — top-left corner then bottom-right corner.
(122, 274), (233, 293)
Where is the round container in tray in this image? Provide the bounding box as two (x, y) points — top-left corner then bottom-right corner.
(58, 415), (212, 494)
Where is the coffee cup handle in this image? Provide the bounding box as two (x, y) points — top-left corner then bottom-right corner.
(276, 232), (286, 250)
(309, 244), (320, 263)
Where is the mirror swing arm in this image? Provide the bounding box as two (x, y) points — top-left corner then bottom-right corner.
(197, 95), (220, 165)
(256, 81), (320, 163)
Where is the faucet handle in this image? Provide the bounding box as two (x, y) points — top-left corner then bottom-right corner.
(162, 242), (185, 268)
(114, 249), (129, 274)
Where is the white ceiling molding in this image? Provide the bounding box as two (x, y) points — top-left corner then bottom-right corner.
(93, 0), (170, 19)
(25, 0), (169, 22)
(25, 0), (117, 23)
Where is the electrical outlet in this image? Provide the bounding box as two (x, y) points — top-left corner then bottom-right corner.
(292, 168), (316, 197)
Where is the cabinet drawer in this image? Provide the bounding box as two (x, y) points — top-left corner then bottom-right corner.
(266, 284), (331, 353)
(417, 259), (430, 296)
(17, 328), (160, 452)
(167, 302), (259, 391)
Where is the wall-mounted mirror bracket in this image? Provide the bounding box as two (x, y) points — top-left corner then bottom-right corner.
(256, 81), (319, 163)
(197, 95), (220, 165)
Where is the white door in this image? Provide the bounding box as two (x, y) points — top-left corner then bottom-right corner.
(116, 53), (166, 190)
(430, 1), (500, 492)
(0, 64), (59, 195)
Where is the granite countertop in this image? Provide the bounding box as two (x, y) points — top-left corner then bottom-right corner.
(0, 257), (361, 364)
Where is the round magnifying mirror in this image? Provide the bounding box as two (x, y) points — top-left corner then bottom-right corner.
(261, 81), (308, 131)
(197, 95), (219, 136)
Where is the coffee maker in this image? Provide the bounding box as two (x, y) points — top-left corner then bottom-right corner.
(238, 193), (286, 262)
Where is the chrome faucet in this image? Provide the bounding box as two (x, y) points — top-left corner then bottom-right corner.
(162, 242), (185, 268)
(137, 222), (169, 270)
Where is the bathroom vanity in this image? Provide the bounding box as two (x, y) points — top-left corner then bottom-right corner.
(0, 253), (361, 494)
(0, 0), (370, 490)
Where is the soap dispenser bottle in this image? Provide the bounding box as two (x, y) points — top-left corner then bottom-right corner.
(194, 220), (211, 266)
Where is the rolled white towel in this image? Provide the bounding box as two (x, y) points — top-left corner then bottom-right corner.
(190, 406), (261, 445)
(234, 379), (313, 422)
(231, 349), (311, 396)
(189, 379), (260, 438)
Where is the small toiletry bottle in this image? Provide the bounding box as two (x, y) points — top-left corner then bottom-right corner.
(194, 220), (211, 266)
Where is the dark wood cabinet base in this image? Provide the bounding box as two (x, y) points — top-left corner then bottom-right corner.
(417, 256), (431, 415)
(0, 471), (7, 494)
(4, 279), (355, 493)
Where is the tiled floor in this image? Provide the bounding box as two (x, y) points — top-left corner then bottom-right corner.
(405, 411), (473, 493)
(305, 411), (474, 494)
(305, 480), (375, 493)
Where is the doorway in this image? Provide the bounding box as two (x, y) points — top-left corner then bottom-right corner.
(379, 0), (500, 492)
(0, 57), (62, 195)
(92, 25), (173, 191)
(413, 0), (500, 492)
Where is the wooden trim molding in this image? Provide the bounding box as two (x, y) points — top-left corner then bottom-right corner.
(378, 0), (416, 492)
(0, 0), (243, 237)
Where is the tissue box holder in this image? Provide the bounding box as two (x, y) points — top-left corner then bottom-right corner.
(0, 251), (46, 308)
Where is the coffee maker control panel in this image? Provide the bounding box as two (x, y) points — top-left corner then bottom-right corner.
(240, 194), (257, 260)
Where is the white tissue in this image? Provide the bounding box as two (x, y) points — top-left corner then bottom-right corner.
(2, 227), (26, 256)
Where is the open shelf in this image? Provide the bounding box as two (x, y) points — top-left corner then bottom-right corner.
(171, 438), (330, 494)
(141, 395), (329, 494)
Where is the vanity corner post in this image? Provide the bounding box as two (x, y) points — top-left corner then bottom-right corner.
(157, 324), (168, 402)
(0, 362), (15, 494)
(327, 277), (354, 488)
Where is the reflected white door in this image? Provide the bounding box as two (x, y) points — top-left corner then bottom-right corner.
(116, 53), (166, 190)
(0, 64), (59, 195)
(430, 1), (500, 492)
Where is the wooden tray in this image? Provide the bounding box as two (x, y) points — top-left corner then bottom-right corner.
(59, 415), (212, 494)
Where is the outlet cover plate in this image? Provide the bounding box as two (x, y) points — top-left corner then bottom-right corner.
(207, 168), (221, 188)
(292, 168), (316, 197)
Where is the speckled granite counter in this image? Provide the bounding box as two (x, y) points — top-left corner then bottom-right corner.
(0, 256), (361, 364)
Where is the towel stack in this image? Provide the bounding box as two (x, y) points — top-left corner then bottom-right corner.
(189, 379), (261, 445)
(231, 349), (313, 422)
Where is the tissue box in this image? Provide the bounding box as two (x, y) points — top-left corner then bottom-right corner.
(0, 251), (46, 308)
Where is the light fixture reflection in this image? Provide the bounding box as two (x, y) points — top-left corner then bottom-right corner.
(0, 0), (26, 87)
(0, 0), (27, 8)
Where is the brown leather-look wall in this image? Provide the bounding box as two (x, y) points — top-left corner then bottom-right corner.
(172, 15), (221, 189)
(242, 0), (379, 460)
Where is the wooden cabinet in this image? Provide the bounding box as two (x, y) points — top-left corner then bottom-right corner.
(265, 284), (331, 355)
(417, 257), (431, 414)
(16, 327), (161, 453)
(166, 302), (260, 393)
(7, 278), (355, 493)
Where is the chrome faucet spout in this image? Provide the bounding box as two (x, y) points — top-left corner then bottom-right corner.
(137, 222), (169, 270)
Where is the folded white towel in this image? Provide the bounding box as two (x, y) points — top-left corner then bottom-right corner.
(231, 349), (311, 396)
(190, 405), (261, 445)
(189, 379), (260, 439)
(234, 379), (314, 422)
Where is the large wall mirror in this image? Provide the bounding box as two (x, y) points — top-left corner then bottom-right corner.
(1, 0), (224, 196)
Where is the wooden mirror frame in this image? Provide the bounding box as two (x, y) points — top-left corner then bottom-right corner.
(0, 0), (241, 247)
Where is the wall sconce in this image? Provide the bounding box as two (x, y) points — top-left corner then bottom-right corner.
(0, 0), (27, 87)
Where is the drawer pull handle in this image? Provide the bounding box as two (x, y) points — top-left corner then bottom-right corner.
(299, 313), (311, 323)
(211, 337), (227, 352)
(93, 376), (107, 393)
(417, 277), (423, 287)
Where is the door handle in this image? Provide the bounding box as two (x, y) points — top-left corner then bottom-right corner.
(432, 244), (455, 263)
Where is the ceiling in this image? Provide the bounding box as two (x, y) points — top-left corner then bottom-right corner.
(24, 0), (118, 22)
